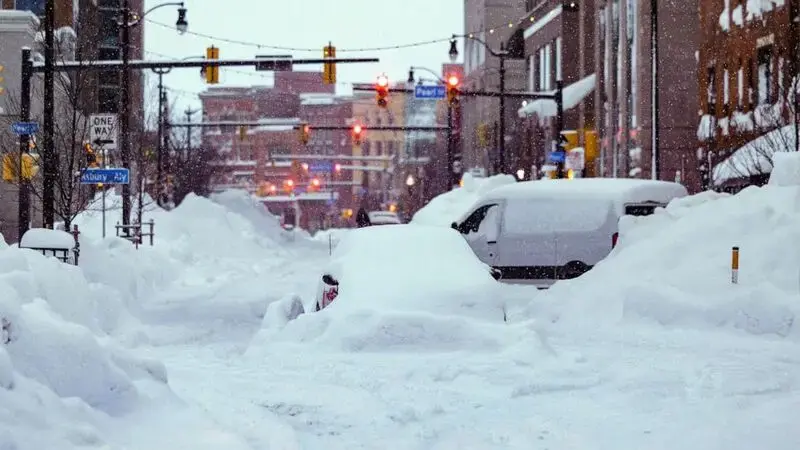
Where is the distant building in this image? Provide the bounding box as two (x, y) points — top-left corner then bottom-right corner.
(199, 71), (355, 232)
(699, 0), (796, 192)
(350, 82), (406, 211)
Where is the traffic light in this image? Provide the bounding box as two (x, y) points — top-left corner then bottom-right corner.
(84, 142), (98, 167)
(446, 74), (460, 107)
(323, 42), (336, 84)
(299, 124), (310, 144)
(334, 163), (342, 172)
(351, 124), (364, 146)
(290, 160), (304, 180)
(283, 179), (295, 193)
(308, 177), (321, 192)
(375, 74), (389, 108)
(256, 182), (269, 197)
(204, 46), (220, 84)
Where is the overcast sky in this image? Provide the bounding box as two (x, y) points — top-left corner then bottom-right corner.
(143, 0), (465, 116)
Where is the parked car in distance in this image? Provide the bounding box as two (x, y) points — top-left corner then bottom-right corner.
(368, 211), (402, 226)
(451, 178), (688, 287)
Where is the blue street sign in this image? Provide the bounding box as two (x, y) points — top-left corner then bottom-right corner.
(11, 122), (39, 135)
(308, 161), (333, 173)
(548, 151), (566, 163)
(79, 168), (130, 185)
(414, 84), (446, 99)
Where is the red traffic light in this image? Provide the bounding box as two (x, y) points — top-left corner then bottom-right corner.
(334, 163), (342, 172)
(353, 124), (362, 134)
(447, 75), (460, 87)
(311, 178), (321, 187)
(377, 74), (389, 88)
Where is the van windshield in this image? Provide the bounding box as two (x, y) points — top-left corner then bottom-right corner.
(503, 198), (613, 234)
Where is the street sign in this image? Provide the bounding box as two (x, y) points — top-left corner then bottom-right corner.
(414, 84), (446, 99)
(308, 161), (333, 173)
(255, 55), (293, 71)
(89, 113), (118, 149)
(79, 168), (129, 185)
(11, 122), (39, 135)
(565, 149), (585, 171)
(548, 151), (566, 163)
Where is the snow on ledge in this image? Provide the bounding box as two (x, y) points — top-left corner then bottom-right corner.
(517, 74), (596, 118)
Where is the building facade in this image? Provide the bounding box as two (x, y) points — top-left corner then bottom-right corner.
(516, 0), (597, 180)
(594, 0), (699, 190)
(350, 83), (406, 210)
(199, 72), (355, 231)
(462, 0), (527, 174)
(699, 0), (797, 191)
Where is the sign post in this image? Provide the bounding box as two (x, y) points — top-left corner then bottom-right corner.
(89, 113), (119, 149)
(80, 168), (129, 237)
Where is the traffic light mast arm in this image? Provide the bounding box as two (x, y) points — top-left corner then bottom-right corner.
(167, 121), (450, 131)
(352, 85), (558, 100)
(29, 57), (380, 72)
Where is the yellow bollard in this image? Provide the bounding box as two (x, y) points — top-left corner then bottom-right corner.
(731, 246), (739, 284)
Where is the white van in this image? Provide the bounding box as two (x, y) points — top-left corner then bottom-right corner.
(450, 178), (688, 286)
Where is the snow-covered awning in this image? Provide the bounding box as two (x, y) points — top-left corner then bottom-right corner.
(517, 74), (597, 118)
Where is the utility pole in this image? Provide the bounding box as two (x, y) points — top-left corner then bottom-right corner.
(42, 0), (55, 228)
(555, 80), (565, 178)
(185, 107), (199, 152)
(120, 0), (132, 228)
(651, 0), (660, 179)
(17, 48), (32, 241)
(154, 68), (170, 206)
(498, 42), (507, 175)
(791, 0), (799, 153)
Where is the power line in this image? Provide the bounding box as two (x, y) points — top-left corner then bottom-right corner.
(145, 15), (536, 53)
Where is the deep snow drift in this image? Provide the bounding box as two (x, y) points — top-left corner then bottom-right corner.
(2, 189), (327, 449)
(521, 153), (800, 341)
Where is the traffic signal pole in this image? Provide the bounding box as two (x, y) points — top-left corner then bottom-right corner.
(17, 47), (32, 241)
(19, 55), (379, 230)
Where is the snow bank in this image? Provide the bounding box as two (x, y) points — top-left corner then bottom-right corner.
(249, 224), (512, 354)
(0, 240), (170, 449)
(412, 173), (516, 226)
(768, 152), (800, 187)
(522, 182), (800, 339)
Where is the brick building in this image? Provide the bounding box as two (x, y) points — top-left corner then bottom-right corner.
(591, 0), (699, 190)
(516, 0), (597, 180)
(200, 71), (356, 231)
(462, 0), (527, 174)
(699, 0), (798, 191)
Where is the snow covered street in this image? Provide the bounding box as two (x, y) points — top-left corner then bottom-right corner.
(4, 175), (800, 448)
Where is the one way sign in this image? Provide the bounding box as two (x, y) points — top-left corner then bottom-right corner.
(89, 113), (118, 150)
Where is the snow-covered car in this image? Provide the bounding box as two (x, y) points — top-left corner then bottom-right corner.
(367, 211), (402, 226)
(312, 224), (505, 321)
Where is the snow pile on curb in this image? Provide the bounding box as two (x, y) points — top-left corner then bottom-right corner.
(523, 155), (800, 340)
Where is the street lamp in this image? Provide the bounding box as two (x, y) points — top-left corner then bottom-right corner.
(406, 174), (415, 186)
(116, 1), (187, 228)
(448, 34), (509, 176)
(516, 168), (525, 180)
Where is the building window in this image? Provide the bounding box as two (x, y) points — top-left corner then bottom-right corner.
(239, 145), (251, 161)
(545, 43), (552, 89)
(778, 56), (785, 98)
(98, 47), (119, 61)
(527, 54), (536, 91)
(98, 87), (118, 113)
(757, 46), (773, 104)
(14, 0), (44, 16)
(723, 68), (730, 112)
(748, 58), (755, 107)
(555, 37), (562, 82)
(525, 0), (535, 11)
(737, 63), (744, 107)
(706, 66), (716, 114)
(538, 48), (546, 91)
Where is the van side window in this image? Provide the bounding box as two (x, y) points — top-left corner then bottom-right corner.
(459, 204), (497, 234)
(624, 202), (665, 217)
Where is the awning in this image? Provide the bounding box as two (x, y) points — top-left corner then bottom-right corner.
(517, 73), (597, 118)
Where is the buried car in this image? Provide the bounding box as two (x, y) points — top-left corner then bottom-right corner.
(312, 224), (506, 321)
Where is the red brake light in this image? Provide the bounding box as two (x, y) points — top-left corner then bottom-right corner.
(612, 232), (619, 248)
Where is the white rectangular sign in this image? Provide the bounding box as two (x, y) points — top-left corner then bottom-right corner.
(89, 113), (118, 150)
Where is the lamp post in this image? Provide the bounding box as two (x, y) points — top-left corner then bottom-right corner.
(408, 66), (460, 191)
(116, 1), (187, 227)
(449, 34), (509, 175)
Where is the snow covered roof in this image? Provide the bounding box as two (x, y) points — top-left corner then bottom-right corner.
(712, 124), (796, 184)
(482, 178), (687, 206)
(517, 74), (596, 118)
